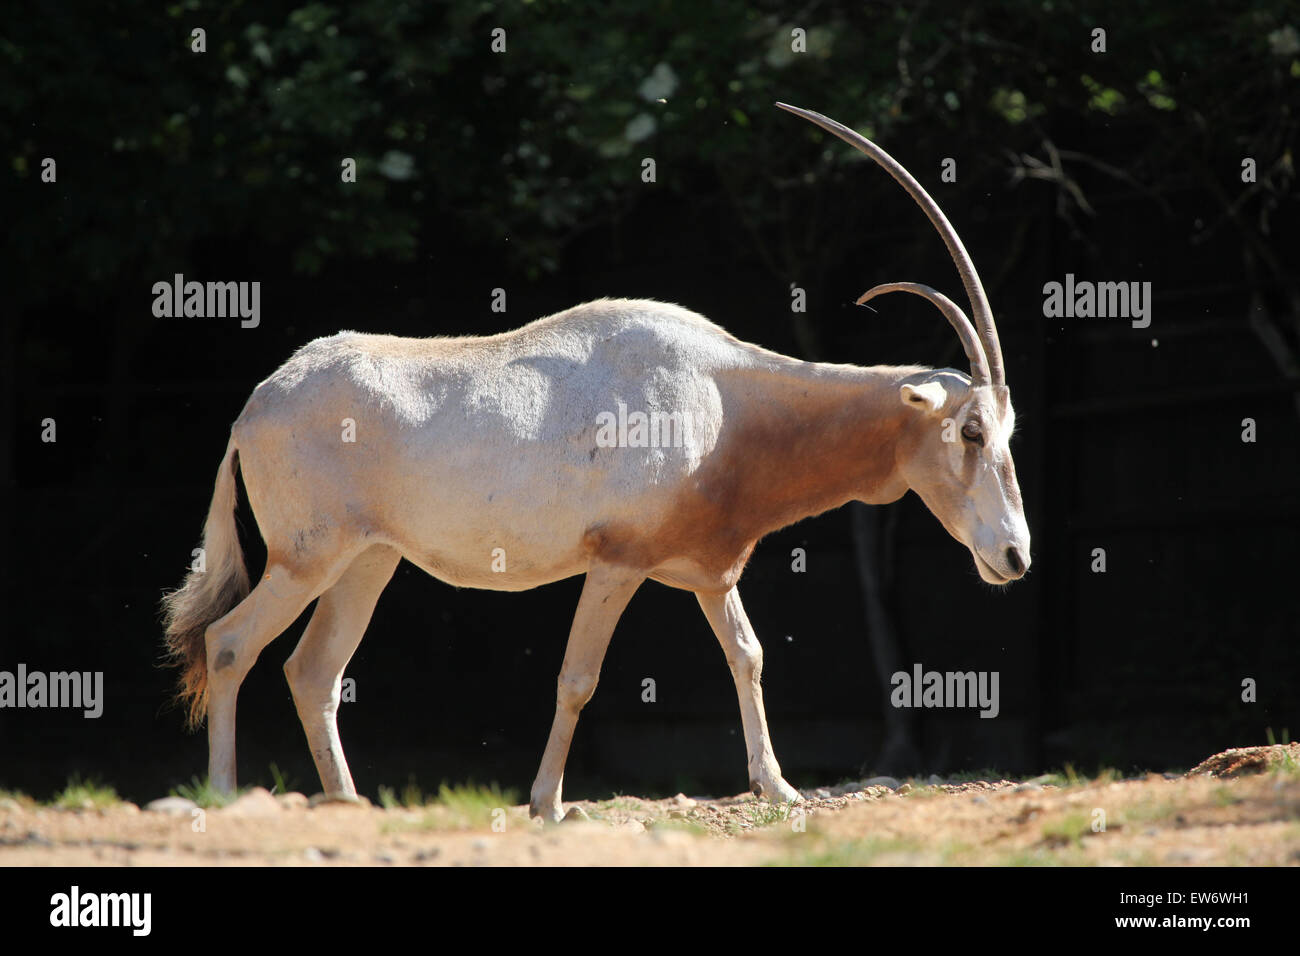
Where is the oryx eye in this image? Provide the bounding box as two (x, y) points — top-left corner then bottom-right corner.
(961, 421), (984, 446)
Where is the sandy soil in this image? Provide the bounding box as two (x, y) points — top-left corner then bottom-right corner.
(2, 744), (1297, 866)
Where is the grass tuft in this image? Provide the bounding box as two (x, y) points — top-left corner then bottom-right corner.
(53, 775), (120, 811)
(380, 780), (518, 831)
(170, 775), (246, 808)
(1265, 728), (1298, 778)
(1040, 811), (1091, 848)
(0, 787), (36, 809)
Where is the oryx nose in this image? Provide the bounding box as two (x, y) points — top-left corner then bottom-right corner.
(1006, 547), (1027, 576)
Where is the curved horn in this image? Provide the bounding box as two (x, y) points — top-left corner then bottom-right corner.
(857, 282), (991, 386)
(776, 102), (1006, 386)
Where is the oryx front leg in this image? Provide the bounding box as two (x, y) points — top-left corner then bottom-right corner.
(529, 563), (643, 823)
(697, 587), (801, 804)
(284, 545), (399, 801)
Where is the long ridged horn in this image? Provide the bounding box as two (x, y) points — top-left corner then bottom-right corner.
(777, 102), (1006, 386)
(857, 282), (991, 386)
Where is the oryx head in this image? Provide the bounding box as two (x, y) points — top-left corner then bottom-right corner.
(778, 103), (1031, 585)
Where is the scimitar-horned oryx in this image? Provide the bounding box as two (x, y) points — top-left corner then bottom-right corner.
(162, 104), (1030, 822)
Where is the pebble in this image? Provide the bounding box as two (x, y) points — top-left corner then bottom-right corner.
(222, 787), (282, 817)
(144, 796), (199, 815)
(862, 776), (902, 790)
(562, 806), (591, 823)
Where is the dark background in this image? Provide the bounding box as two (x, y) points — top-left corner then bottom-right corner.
(2, 0), (1297, 805)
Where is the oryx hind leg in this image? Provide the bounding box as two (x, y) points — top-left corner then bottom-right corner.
(284, 544), (400, 800)
(205, 544), (359, 794)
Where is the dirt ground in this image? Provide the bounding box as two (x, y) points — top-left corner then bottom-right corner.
(3, 744), (1297, 866)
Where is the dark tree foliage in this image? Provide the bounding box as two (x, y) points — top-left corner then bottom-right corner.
(5, 1), (1295, 306)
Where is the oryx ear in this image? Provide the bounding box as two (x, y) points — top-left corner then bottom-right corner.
(900, 381), (948, 413)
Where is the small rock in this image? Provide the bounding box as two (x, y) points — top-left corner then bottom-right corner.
(897, 783), (913, 795)
(303, 847), (324, 863)
(671, 793), (697, 808)
(562, 806), (591, 824)
(618, 819), (646, 834)
(144, 796), (198, 816)
(813, 788), (831, 799)
(276, 792), (309, 810)
(1013, 782), (1043, 793)
(927, 774), (945, 786)
(222, 787), (282, 817)
(862, 776), (902, 790)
